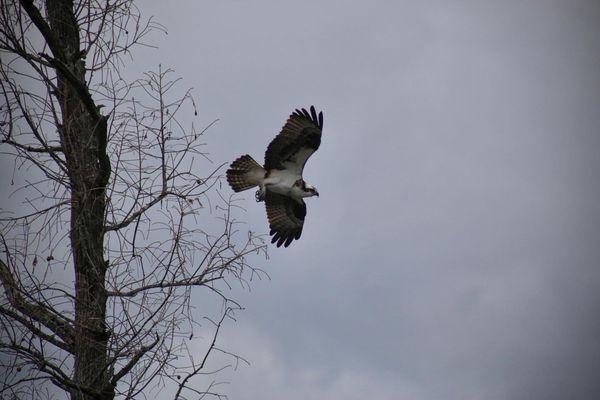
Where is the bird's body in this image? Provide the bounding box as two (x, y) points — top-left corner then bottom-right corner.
(261, 170), (313, 199)
(226, 106), (323, 247)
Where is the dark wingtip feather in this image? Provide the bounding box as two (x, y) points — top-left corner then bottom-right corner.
(277, 236), (286, 247)
(270, 229), (297, 248)
(284, 236), (294, 247)
(292, 106), (323, 128)
(310, 106), (317, 123)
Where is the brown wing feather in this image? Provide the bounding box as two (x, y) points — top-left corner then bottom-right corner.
(265, 192), (307, 247)
(264, 106), (323, 173)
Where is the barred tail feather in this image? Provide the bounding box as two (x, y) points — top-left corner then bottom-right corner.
(226, 155), (265, 192)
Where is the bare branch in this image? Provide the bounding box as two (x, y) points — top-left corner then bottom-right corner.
(173, 308), (231, 400)
(38, 52), (104, 121)
(110, 333), (159, 386)
(104, 190), (173, 232)
(17, 0), (65, 60)
(106, 277), (220, 298)
(2, 138), (63, 153)
(0, 258), (74, 346)
(0, 305), (71, 352)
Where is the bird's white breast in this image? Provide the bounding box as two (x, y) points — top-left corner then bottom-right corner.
(264, 169), (304, 199)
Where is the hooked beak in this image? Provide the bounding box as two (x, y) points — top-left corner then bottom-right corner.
(315, 191), (319, 197)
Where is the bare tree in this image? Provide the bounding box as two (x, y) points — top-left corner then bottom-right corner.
(0, 1), (266, 399)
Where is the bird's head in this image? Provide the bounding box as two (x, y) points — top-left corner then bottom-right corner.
(305, 184), (319, 198)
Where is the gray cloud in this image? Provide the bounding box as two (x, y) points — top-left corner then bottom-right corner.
(146, 1), (600, 399)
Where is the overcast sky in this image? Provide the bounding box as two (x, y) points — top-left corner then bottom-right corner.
(5, 1), (600, 399)
(134, 1), (600, 399)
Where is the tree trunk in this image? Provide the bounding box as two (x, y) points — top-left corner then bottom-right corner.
(45, 0), (113, 398)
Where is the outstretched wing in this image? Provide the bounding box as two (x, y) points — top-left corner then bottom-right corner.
(265, 191), (307, 248)
(264, 106), (323, 174)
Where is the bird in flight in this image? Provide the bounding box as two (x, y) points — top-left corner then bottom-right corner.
(226, 106), (323, 247)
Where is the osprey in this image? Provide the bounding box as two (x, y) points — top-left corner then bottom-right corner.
(226, 106), (323, 247)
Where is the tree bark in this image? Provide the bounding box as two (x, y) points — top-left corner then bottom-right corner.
(43, 0), (113, 398)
